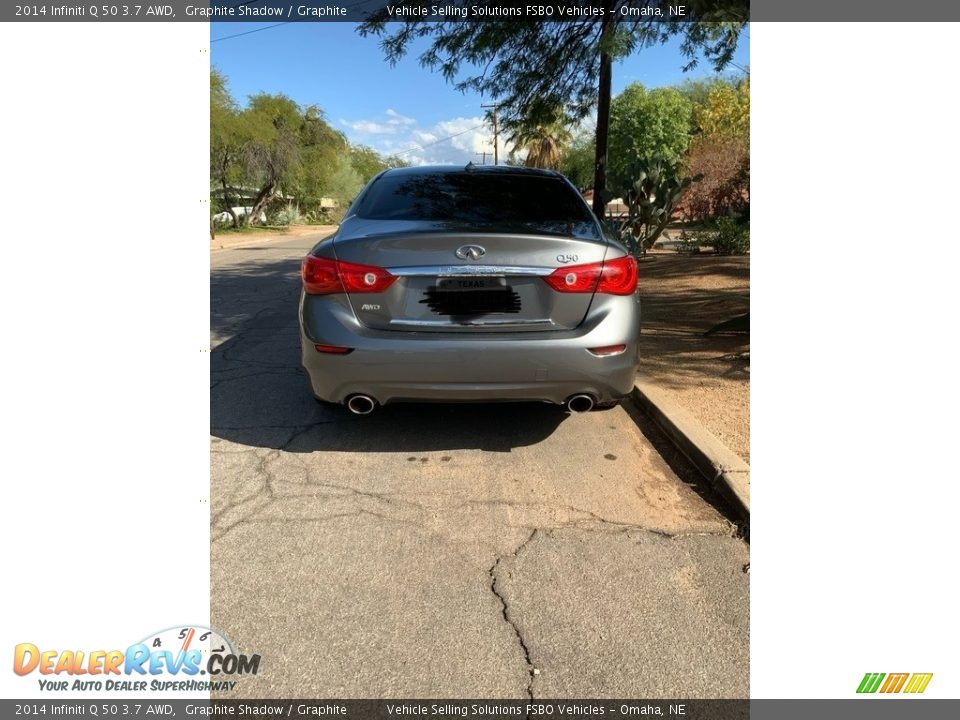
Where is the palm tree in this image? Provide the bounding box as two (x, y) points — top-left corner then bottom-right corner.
(506, 114), (573, 170)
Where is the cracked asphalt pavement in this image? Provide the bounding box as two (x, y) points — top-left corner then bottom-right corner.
(211, 233), (749, 698)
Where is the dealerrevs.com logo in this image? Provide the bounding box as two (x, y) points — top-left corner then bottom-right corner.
(13, 625), (260, 693)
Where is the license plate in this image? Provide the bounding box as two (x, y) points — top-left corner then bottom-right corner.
(436, 276), (506, 291)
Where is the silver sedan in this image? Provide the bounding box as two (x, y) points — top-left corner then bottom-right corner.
(299, 165), (640, 415)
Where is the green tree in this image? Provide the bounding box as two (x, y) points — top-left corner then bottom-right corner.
(560, 132), (598, 190)
(505, 110), (573, 169)
(350, 145), (388, 184)
(359, 4), (747, 212)
(211, 71), (398, 226)
(693, 78), (749, 141)
(608, 84), (693, 190)
(681, 77), (749, 220)
(349, 145), (410, 184)
(327, 157), (364, 205)
(296, 105), (352, 212)
(240, 93), (303, 225)
(676, 77), (716, 108)
(210, 69), (247, 227)
(382, 154), (410, 170)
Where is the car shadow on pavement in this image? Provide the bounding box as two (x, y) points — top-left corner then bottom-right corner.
(211, 258), (568, 453)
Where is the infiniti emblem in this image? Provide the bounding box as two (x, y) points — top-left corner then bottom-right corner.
(455, 244), (486, 260)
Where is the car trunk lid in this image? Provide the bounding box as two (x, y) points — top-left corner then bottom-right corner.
(332, 224), (608, 333)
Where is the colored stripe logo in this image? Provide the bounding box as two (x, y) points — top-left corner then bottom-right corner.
(857, 672), (932, 694)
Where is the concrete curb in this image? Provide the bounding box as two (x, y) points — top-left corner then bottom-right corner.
(630, 381), (750, 522)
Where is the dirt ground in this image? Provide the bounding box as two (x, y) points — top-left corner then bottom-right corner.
(637, 250), (750, 462)
(210, 223), (336, 252)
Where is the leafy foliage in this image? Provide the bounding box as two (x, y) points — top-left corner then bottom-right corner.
(559, 132), (597, 190)
(210, 69), (248, 227)
(608, 83), (693, 190)
(505, 109), (574, 169)
(610, 155), (701, 255)
(680, 78), (749, 221)
(358, 8), (748, 129)
(681, 137), (748, 219)
(675, 217), (749, 255)
(210, 70), (404, 225)
(358, 5), (745, 220)
(269, 203), (303, 226)
(242, 93), (304, 223)
(350, 145), (410, 184)
(693, 78), (750, 141)
(326, 158), (364, 205)
(710, 216), (750, 255)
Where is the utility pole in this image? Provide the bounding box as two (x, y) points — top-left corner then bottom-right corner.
(474, 151), (489, 165)
(592, 9), (614, 218)
(481, 103), (501, 166)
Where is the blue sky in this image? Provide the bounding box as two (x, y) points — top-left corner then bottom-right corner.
(211, 22), (749, 165)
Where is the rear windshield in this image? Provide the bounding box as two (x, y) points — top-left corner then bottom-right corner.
(355, 172), (596, 235)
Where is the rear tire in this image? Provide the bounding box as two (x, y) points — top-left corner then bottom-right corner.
(594, 399), (621, 410)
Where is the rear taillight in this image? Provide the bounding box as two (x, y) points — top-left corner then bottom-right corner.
(337, 259), (397, 293)
(596, 255), (638, 295)
(302, 255), (396, 295)
(543, 263), (602, 293)
(301, 256), (341, 294)
(543, 255), (637, 296)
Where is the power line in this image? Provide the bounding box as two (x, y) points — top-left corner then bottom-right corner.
(211, 22), (293, 44)
(211, 0), (380, 42)
(394, 124), (485, 158)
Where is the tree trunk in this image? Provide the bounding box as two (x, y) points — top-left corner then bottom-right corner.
(643, 215), (672, 251)
(592, 13), (613, 218)
(220, 176), (239, 228)
(247, 181), (276, 226)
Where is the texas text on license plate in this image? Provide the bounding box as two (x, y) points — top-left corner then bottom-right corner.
(436, 276), (507, 291)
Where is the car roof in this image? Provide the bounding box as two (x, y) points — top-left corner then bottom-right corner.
(379, 164), (564, 179)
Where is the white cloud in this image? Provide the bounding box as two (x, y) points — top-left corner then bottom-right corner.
(385, 108), (416, 126)
(341, 108), (418, 136)
(344, 113), (523, 166)
(343, 119), (398, 135)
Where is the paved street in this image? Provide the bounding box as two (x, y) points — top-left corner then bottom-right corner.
(210, 232), (749, 698)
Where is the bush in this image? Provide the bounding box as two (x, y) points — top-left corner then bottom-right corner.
(674, 229), (704, 254)
(711, 217), (750, 255)
(323, 205), (347, 225)
(212, 212), (235, 228)
(299, 207), (345, 226)
(269, 203), (302, 226)
(679, 137), (749, 222)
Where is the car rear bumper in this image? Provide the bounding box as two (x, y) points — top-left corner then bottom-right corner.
(299, 293), (640, 405)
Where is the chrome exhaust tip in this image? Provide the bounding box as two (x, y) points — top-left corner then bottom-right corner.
(566, 394), (595, 413)
(346, 394), (376, 415)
